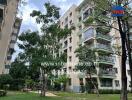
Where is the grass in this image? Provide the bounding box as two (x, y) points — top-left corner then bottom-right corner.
(0, 91), (132, 100)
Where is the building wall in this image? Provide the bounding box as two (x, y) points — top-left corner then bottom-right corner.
(0, 0), (21, 74)
(59, 0), (132, 92)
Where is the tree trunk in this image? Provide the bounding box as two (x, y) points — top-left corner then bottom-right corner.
(117, 17), (128, 100)
(125, 19), (132, 93)
(40, 69), (47, 97)
(87, 70), (99, 96)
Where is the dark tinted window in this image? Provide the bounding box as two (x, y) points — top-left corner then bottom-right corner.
(0, 0), (7, 5)
(0, 9), (3, 22)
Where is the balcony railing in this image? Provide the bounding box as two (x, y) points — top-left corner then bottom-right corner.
(63, 45), (67, 49)
(128, 17), (132, 26)
(130, 28), (132, 33)
(96, 33), (112, 41)
(96, 43), (113, 52)
(83, 28), (94, 42)
(97, 56), (114, 64)
(130, 35), (132, 41)
(10, 40), (16, 44)
(99, 68), (116, 77)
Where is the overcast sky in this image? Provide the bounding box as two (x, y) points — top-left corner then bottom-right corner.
(13, 0), (83, 60)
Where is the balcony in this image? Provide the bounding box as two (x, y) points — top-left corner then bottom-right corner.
(97, 56), (114, 65)
(13, 18), (22, 31)
(96, 43), (113, 53)
(130, 35), (132, 41)
(8, 48), (15, 55)
(12, 32), (18, 36)
(128, 17), (132, 26)
(11, 35), (17, 41)
(10, 40), (16, 44)
(99, 68), (116, 78)
(96, 33), (112, 42)
(83, 28), (94, 42)
(14, 22), (21, 29)
(9, 43), (15, 49)
(130, 28), (132, 33)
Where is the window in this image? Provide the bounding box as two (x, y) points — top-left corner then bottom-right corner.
(79, 34), (82, 40)
(115, 80), (120, 87)
(78, 17), (82, 22)
(69, 78), (71, 85)
(127, 70), (130, 75)
(100, 79), (112, 87)
(65, 24), (68, 29)
(64, 41), (68, 48)
(10, 40), (16, 44)
(0, 9), (3, 22)
(79, 25), (82, 30)
(62, 22), (63, 25)
(79, 78), (84, 85)
(69, 66), (72, 71)
(69, 12), (72, 17)
(69, 20), (72, 25)
(64, 49), (67, 54)
(65, 17), (68, 23)
(69, 47), (72, 52)
(69, 56), (72, 62)
(7, 56), (12, 60)
(63, 68), (67, 73)
(5, 65), (10, 69)
(83, 8), (93, 20)
(69, 37), (72, 43)
(0, 0), (7, 5)
(114, 68), (118, 73)
(129, 81), (131, 87)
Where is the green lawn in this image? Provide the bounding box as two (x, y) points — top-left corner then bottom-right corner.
(0, 91), (132, 100)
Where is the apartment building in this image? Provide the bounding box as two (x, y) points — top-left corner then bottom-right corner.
(59, 0), (131, 92)
(59, 5), (80, 92)
(0, 0), (22, 74)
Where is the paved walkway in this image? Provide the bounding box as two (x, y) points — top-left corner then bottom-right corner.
(30, 91), (57, 96)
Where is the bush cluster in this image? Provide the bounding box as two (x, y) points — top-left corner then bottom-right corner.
(0, 90), (7, 97)
(98, 89), (121, 94)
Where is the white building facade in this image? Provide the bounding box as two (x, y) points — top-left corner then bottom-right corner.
(59, 0), (132, 92)
(0, 0), (22, 74)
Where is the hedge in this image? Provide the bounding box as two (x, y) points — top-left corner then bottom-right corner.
(98, 89), (121, 94)
(0, 90), (7, 97)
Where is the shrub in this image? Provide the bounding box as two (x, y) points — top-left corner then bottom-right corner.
(9, 79), (25, 90)
(99, 89), (121, 94)
(0, 90), (7, 97)
(0, 74), (13, 89)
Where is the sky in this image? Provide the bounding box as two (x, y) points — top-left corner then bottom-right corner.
(19, 0), (83, 32)
(13, 0), (83, 60)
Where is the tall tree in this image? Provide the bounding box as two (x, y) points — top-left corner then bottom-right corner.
(18, 2), (71, 96)
(75, 45), (99, 96)
(83, 0), (132, 100)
